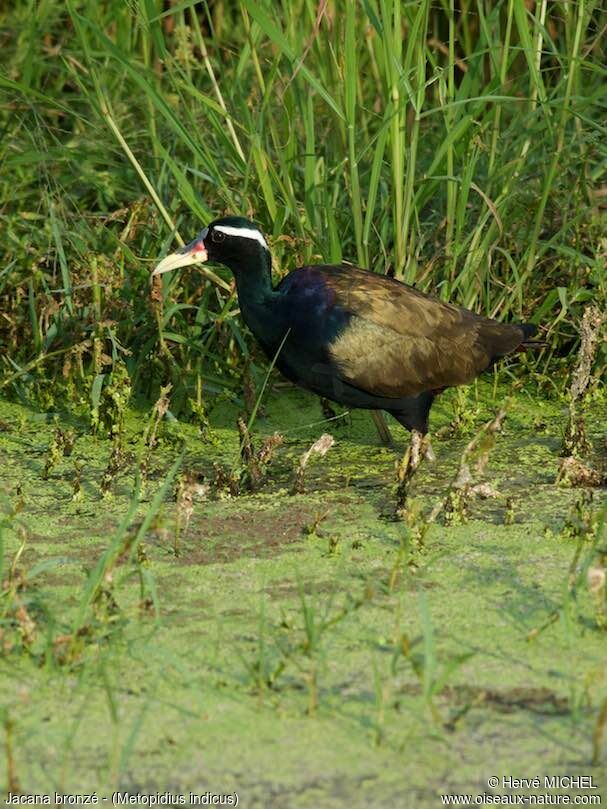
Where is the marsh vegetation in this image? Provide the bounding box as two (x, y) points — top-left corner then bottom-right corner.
(1, 0), (606, 803)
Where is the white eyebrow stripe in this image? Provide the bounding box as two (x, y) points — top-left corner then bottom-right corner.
(214, 224), (268, 249)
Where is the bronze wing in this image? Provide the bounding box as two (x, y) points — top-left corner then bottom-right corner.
(321, 265), (530, 398)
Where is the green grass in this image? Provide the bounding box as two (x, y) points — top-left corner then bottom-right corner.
(1, 1), (607, 801)
(0, 388), (607, 801)
(1, 0), (606, 414)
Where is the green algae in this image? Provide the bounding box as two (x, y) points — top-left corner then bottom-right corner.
(1, 383), (606, 806)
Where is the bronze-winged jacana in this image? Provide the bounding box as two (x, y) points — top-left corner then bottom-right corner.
(153, 216), (536, 440)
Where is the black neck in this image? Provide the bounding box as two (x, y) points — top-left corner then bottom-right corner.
(227, 246), (274, 304)
(225, 246), (289, 349)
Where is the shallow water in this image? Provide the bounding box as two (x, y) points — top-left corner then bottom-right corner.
(0, 382), (605, 805)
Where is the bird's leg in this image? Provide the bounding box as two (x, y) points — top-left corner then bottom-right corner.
(408, 429), (435, 466)
(424, 436), (436, 462)
(320, 397), (338, 421)
(371, 410), (393, 446)
(409, 429), (436, 463)
(409, 429), (423, 466)
(395, 429), (431, 516)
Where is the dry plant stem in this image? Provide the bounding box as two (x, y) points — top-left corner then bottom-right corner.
(257, 433), (283, 466)
(569, 306), (605, 403)
(139, 385), (172, 485)
(429, 409), (507, 524)
(556, 456), (605, 487)
(292, 434), (335, 494)
(173, 472), (207, 556)
(237, 419), (283, 492)
(562, 305), (605, 458)
(100, 441), (126, 497)
(238, 417), (263, 491)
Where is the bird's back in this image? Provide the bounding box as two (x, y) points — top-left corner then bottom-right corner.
(276, 263), (534, 399)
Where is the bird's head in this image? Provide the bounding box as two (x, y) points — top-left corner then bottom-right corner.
(152, 216), (269, 277)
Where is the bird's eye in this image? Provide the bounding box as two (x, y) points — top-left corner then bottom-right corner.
(211, 230), (225, 243)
